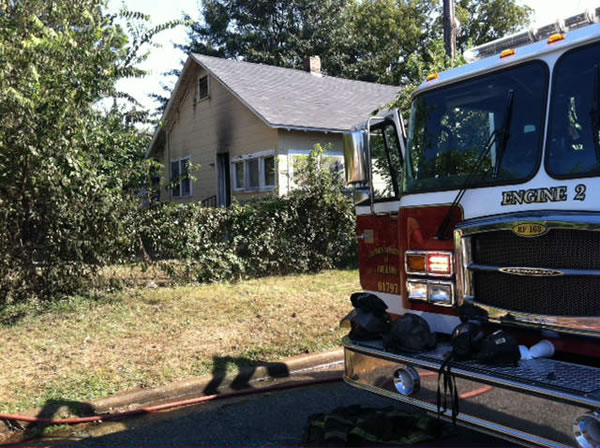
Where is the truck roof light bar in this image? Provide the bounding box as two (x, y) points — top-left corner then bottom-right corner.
(463, 8), (599, 63)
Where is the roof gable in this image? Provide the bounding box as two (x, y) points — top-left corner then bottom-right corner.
(192, 54), (399, 132)
(149, 54), (400, 156)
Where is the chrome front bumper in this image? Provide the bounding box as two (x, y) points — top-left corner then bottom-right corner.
(343, 337), (600, 447)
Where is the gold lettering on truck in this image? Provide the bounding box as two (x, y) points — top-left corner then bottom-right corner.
(500, 186), (571, 206)
(512, 223), (548, 237)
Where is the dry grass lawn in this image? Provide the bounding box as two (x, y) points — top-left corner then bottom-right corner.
(0, 269), (358, 414)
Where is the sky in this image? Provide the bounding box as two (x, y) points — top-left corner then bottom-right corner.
(107, 0), (600, 114)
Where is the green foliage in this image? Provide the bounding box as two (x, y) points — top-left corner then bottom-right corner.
(180, 0), (353, 74)
(182, 0), (532, 86)
(453, 0), (533, 52)
(137, 145), (356, 284)
(0, 1), (169, 305)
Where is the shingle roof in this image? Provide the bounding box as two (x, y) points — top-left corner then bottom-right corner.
(192, 54), (399, 132)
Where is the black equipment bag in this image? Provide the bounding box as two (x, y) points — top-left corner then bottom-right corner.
(477, 330), (520, 366)
(437, 319), (484, 424)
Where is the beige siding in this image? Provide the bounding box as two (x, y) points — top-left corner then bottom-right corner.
(159, 62), (351, 203)
(162, 65), (278, 203)
(277, 130), (344, 196)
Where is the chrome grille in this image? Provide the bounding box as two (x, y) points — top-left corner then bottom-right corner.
(455, 212), (600, 335)
(473, 229), (600, 270)
(473, 271), (600, 316)
(471, 229), (600, 316)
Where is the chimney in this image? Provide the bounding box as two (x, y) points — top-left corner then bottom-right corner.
(304, 56), (321, 75)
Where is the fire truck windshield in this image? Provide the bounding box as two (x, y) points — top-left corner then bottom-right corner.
(403, 62), (548, 194)
(546, 42), (600, 178)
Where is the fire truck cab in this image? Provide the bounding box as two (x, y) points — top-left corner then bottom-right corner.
(343, 10), (600, 448)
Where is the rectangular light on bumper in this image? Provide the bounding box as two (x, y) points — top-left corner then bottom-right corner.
(407, 279), (454, 307)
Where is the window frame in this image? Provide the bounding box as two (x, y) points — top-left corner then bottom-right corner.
(369, 119), (403, 201)
(198, 75), (209, 102)
(170, 155), (192, 198)
(287, 148), (345, 190)
(231, 150), (276, 193)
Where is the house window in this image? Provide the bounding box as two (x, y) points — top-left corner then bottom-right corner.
(288, 149), (344, 189)
(233, 161), (245, 190)
(247, 158), (259, 188)
(264, 156), (275, 186)
(231, 152), (276, 192)
(170, 156), (192, 198)
(198, 75), (209, 100)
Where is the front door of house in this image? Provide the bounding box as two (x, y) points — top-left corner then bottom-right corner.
(217, 152), (231, 207)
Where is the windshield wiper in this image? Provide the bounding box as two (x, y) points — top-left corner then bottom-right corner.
(493, 90), (515, 177)
(435, 90), (515, 240)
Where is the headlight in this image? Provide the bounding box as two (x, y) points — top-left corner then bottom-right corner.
(429, 281), (454, 307)
(407, 280), (428, 301)
(406, 279), (454, 307)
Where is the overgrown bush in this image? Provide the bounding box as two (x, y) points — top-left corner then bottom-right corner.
(137, 145), (357, 283)
(0, 1), (174, 305)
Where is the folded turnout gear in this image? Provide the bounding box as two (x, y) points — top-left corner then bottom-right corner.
(384, 313), (436, 353)
(304, 405), (443, 447)
(340, 293), (391, 341)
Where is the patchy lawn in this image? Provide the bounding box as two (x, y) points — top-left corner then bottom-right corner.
(0, 269), (358, 414)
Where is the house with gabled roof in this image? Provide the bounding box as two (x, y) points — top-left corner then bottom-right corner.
(147, 54), (399, 206)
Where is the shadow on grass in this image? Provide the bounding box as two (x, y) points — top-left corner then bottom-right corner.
(13, 399), (98, 438)
(203, 356), (290, 395)
(35, 399), (95, 421)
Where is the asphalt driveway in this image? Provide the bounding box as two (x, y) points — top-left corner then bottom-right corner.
(16, 377), (512, 447)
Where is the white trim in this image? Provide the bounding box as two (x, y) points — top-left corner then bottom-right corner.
(231, 149), (275, 162)
(170, 155), (193, 198)
(272, 124), (345, 133)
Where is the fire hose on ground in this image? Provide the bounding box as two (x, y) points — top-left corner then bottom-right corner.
(0, 372), (493, 426)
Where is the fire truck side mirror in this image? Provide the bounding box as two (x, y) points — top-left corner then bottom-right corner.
(343, 130), (369, 184)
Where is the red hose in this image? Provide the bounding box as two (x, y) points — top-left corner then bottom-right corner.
(459, 385), (493, 399)
(0, 372), (495, 425)
(0, 377), (342, 425)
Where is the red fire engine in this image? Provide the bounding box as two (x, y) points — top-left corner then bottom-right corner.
(343, 9), (600, 448)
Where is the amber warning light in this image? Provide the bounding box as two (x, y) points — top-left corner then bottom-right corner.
(405, 251), (453, 276)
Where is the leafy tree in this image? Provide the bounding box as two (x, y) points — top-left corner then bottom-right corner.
(180, 0), (354, 75)
(0, 0), (170, 303)
(454, 0), (533, 51)
(340, 0), (431, 84)
(182, 0), (532, 87)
